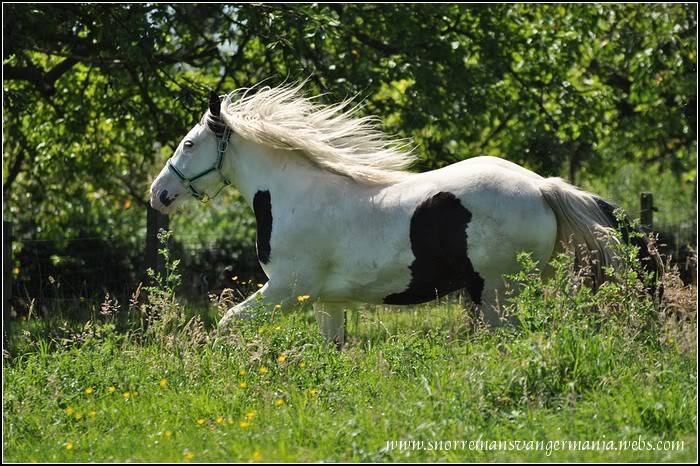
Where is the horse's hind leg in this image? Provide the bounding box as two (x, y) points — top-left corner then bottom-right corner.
(475, 278), (519, 327)
(314, 301), (347, 350)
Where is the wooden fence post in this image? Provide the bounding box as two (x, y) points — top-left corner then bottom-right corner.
(640, 192), (654, 230)
(3, 222), (12, 351)
(146, 206), (170, 284)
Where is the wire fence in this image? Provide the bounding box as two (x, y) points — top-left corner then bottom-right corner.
(2, 207), (267, 339)
(8, 236), (266, 316)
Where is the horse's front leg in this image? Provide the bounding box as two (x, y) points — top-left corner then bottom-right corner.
(218, 282), (294, 331)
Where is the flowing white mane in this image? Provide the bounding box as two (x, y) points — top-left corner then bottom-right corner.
(216, 83), (418, 185)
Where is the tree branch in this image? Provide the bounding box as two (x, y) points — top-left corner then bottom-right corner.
(2, 144), (26, 197)
(509, 65), (560, 132)
(4, 56), (78, 97)
(2, 125), (33, 197)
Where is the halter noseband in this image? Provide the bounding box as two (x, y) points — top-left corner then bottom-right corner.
(166, 126), (232, 203)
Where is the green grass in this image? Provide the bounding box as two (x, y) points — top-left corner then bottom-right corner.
(3, 247), (698, 462)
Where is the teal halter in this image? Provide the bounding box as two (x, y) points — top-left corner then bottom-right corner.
(167, 126), (232, 203)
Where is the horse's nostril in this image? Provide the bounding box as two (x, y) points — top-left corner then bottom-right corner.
(159, 190), (174, 207)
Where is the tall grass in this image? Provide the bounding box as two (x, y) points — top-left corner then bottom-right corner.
(3, 229), (696, 462)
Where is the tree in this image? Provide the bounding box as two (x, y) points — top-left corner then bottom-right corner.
(3, 3), (696, 243)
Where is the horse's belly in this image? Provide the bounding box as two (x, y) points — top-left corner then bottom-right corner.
(319, 248), (416, 304)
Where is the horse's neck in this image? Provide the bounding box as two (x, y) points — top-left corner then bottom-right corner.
(228, 139), (335, 208)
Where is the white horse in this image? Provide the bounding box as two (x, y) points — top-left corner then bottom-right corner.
(150, 83), (661, 348)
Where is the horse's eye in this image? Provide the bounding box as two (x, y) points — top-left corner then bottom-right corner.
(184, 140), (194, 148)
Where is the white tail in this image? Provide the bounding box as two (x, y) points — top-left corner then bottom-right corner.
(538, 177), (620, 286)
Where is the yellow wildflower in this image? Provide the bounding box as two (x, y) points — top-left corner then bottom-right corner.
(74, 412), (83, 420)
(239, 420), (251, 428)
(274, 304), (282, 310)
(296, 295), (311, 302)
(239, 369), (247, 376)
(122, 391), (130, 399)
(65, 442), (74, 450)
(245, 410), (257, 420)
(309, 388), (319, 396)
(239, 381), (248, 389)
(252, 450), (263, 461)
(65, 406), (74, 415)
(258, 367), (268, 374)
(163, 431), (172, 439)
(196, 418), (206, 426)
(299, 361), (306, 368)
(107, 386), (116, 394)
(84, 387), (94, 395)
(275, 399), (285, 407)
(183, 450), (195, 461)
(216, 416), (225, 424)
(159, 378), (168, 387)
(277, 354), (286, 363)
(88, 411), (97, 418)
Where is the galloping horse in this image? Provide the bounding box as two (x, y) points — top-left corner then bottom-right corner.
(149, 83), (661, 347)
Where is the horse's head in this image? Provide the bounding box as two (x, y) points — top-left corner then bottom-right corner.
(149, 91), (232, 213)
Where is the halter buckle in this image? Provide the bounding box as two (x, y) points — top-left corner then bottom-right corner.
(218, 138), (229, 153)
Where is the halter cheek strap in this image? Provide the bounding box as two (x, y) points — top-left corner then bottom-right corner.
(167, 126), (232, 203)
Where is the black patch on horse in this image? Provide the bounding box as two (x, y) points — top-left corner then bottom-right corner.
(253, 190), (273, 265)
(384, 192), (485, 305)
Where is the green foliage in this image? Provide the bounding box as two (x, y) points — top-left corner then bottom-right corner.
(3, 4), (696, 246)
(137, 229), (189, 346)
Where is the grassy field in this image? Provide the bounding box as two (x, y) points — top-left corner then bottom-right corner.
(3, 251), (698, 463)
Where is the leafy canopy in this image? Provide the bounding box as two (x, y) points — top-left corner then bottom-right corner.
(3, 4), (696, 241)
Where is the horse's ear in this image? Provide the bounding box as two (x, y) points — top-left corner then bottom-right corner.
(208, 90), (222, 117)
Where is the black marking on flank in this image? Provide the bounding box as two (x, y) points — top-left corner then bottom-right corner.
(253, 190), (273, 265)
(159, 190), (174, 207)
(384, 192), (484, 305)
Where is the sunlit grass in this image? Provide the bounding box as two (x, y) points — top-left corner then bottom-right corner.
(4, 297), (697, 462)
(4, 236), (697, 462)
